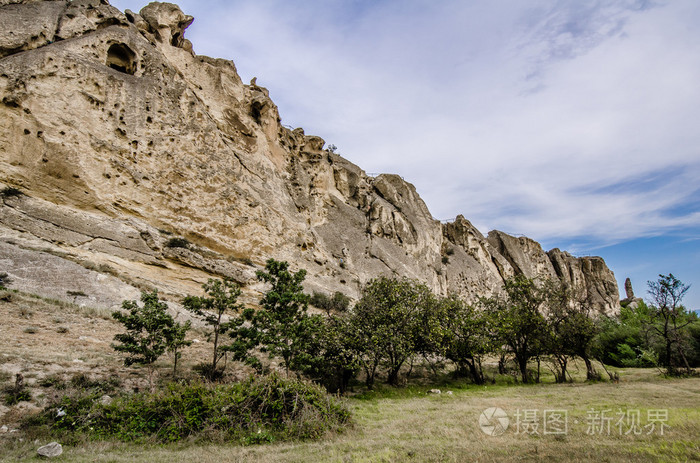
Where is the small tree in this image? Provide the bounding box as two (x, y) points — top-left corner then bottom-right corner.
(0, 272), (11, 289)
(413, 294), (453, 378)
(441, 297), (494, 385)
(350, 277), (434, 387)
(310, 291), (351, 316)
(183, 278), (243, 380)
(239, 259), (315, 376)
(113, 291), (185, 389)
(543, 282), (600, 382)
(487, 275), (548, 383)
(647, 274), (693, 376)
(166, 319), (192, 376)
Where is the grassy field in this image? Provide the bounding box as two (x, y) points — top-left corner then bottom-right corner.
(3, 372), (699, 461)
(1, 291), (700, 462)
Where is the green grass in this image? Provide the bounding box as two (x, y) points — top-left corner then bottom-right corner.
(3, 372), (698, 462)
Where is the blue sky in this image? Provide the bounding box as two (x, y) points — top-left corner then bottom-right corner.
(111, 0), (700, 309)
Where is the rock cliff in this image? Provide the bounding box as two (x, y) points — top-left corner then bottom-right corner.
(0, 0), (619, 313)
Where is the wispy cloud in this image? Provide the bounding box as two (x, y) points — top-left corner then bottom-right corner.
(112, 0), (700, 248)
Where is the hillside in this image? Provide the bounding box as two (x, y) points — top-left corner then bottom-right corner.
(0, 0), (619, 312)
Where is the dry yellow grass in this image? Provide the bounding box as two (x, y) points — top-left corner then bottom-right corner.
(1, 290), (699, 462)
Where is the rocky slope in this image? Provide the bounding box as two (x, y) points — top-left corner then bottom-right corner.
(0, 0), (619, 313)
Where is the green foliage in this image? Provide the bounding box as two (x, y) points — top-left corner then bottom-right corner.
(26, 375), (351, 444)
(300, 314), (360, 393)
(164, 237), (190, 249)
(3, 385), (31, 405)
(593, 302), (657, 368)
(310, 291), (351, 315)
(483, 274), (548, 383)
(231, 259), (316, 376)
(39, 375), (67, 390)
(543, 281), (600, 382)
(647, 274), (693, 375)
(183, 278), (242, 379)
(351, 277), (436, 387)
(0, 186), (23, 198)
(113, 291), (190, 386)
(0, 272), (11, 289)
(439, 297), (493, 384)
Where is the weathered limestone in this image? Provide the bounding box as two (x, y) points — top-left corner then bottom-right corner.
(0, 1), (620, 313)
(621, 277), (644, 310)
(36, 442), (62, 458)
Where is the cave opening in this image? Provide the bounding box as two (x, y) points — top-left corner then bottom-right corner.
(106, 43), (136, 75)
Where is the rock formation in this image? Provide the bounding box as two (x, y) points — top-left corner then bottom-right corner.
(0, 0), (620, 313)
(621, 277), (643, 310)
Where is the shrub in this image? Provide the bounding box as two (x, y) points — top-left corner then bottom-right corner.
(39, 375), (67, 390)
(164, 237), (190, 249)
(0, 186), (23, 198)
(25, 374), (351, 444)
(113, 291), (190, 387)
(0, 272), (11, 289)
(67, 373), (122, 394)
(3, 387), (31, 405)
(3, 374), (31, 405)
(183, 278), (241, 380)
(310, 291), (351, 315)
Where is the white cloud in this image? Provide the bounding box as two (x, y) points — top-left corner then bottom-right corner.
(111, 0), (700, 248)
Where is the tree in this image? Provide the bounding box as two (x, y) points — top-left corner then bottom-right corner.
(240, 259), (315, 376)
(412, 294), (453, 378)
(113, 291), (187, 389)
(350, 277), (434, 387)
(441, 297), (494, 385)
(647, 274), (693, 376)
(543, 282), (599, 382)
(183, 278), (243, 379)
(592, 302), (657, 370)
(297, 313), (360, 393)
(167, 319), (192, 376)
(310, 291), (351, 316)
(487, 275), (548, 383)
(0, 272), (11, 289)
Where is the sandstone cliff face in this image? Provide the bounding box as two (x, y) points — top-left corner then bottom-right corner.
(0, 0), (620, 313)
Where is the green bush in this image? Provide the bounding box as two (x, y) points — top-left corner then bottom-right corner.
(69, 373), (121, 393)
(0, 272), (11, 289)
(25, 374), (351, 444)
(0, 186), (23, 198)
(310, 291), (351, 314)
(3, 386), (31, 405)
(164, 238), (190, 249)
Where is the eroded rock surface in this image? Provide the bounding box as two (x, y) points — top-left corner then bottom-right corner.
(0, 1), (620, 313)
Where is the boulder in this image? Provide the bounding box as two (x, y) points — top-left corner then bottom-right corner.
(37, 442), (62, 458)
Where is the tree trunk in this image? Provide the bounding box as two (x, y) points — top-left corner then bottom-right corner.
(517, 356), (530, 383)
(387, 366), (401, 386)
(467, 358), (485, 385)
(583, 356), (598, 381)
(665, 338), (674, 376)
(498, 353), (506, 375)
(554, 356), (567, 383)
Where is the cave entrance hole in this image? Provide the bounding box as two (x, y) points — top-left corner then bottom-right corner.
(106, 43), (136, 75)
